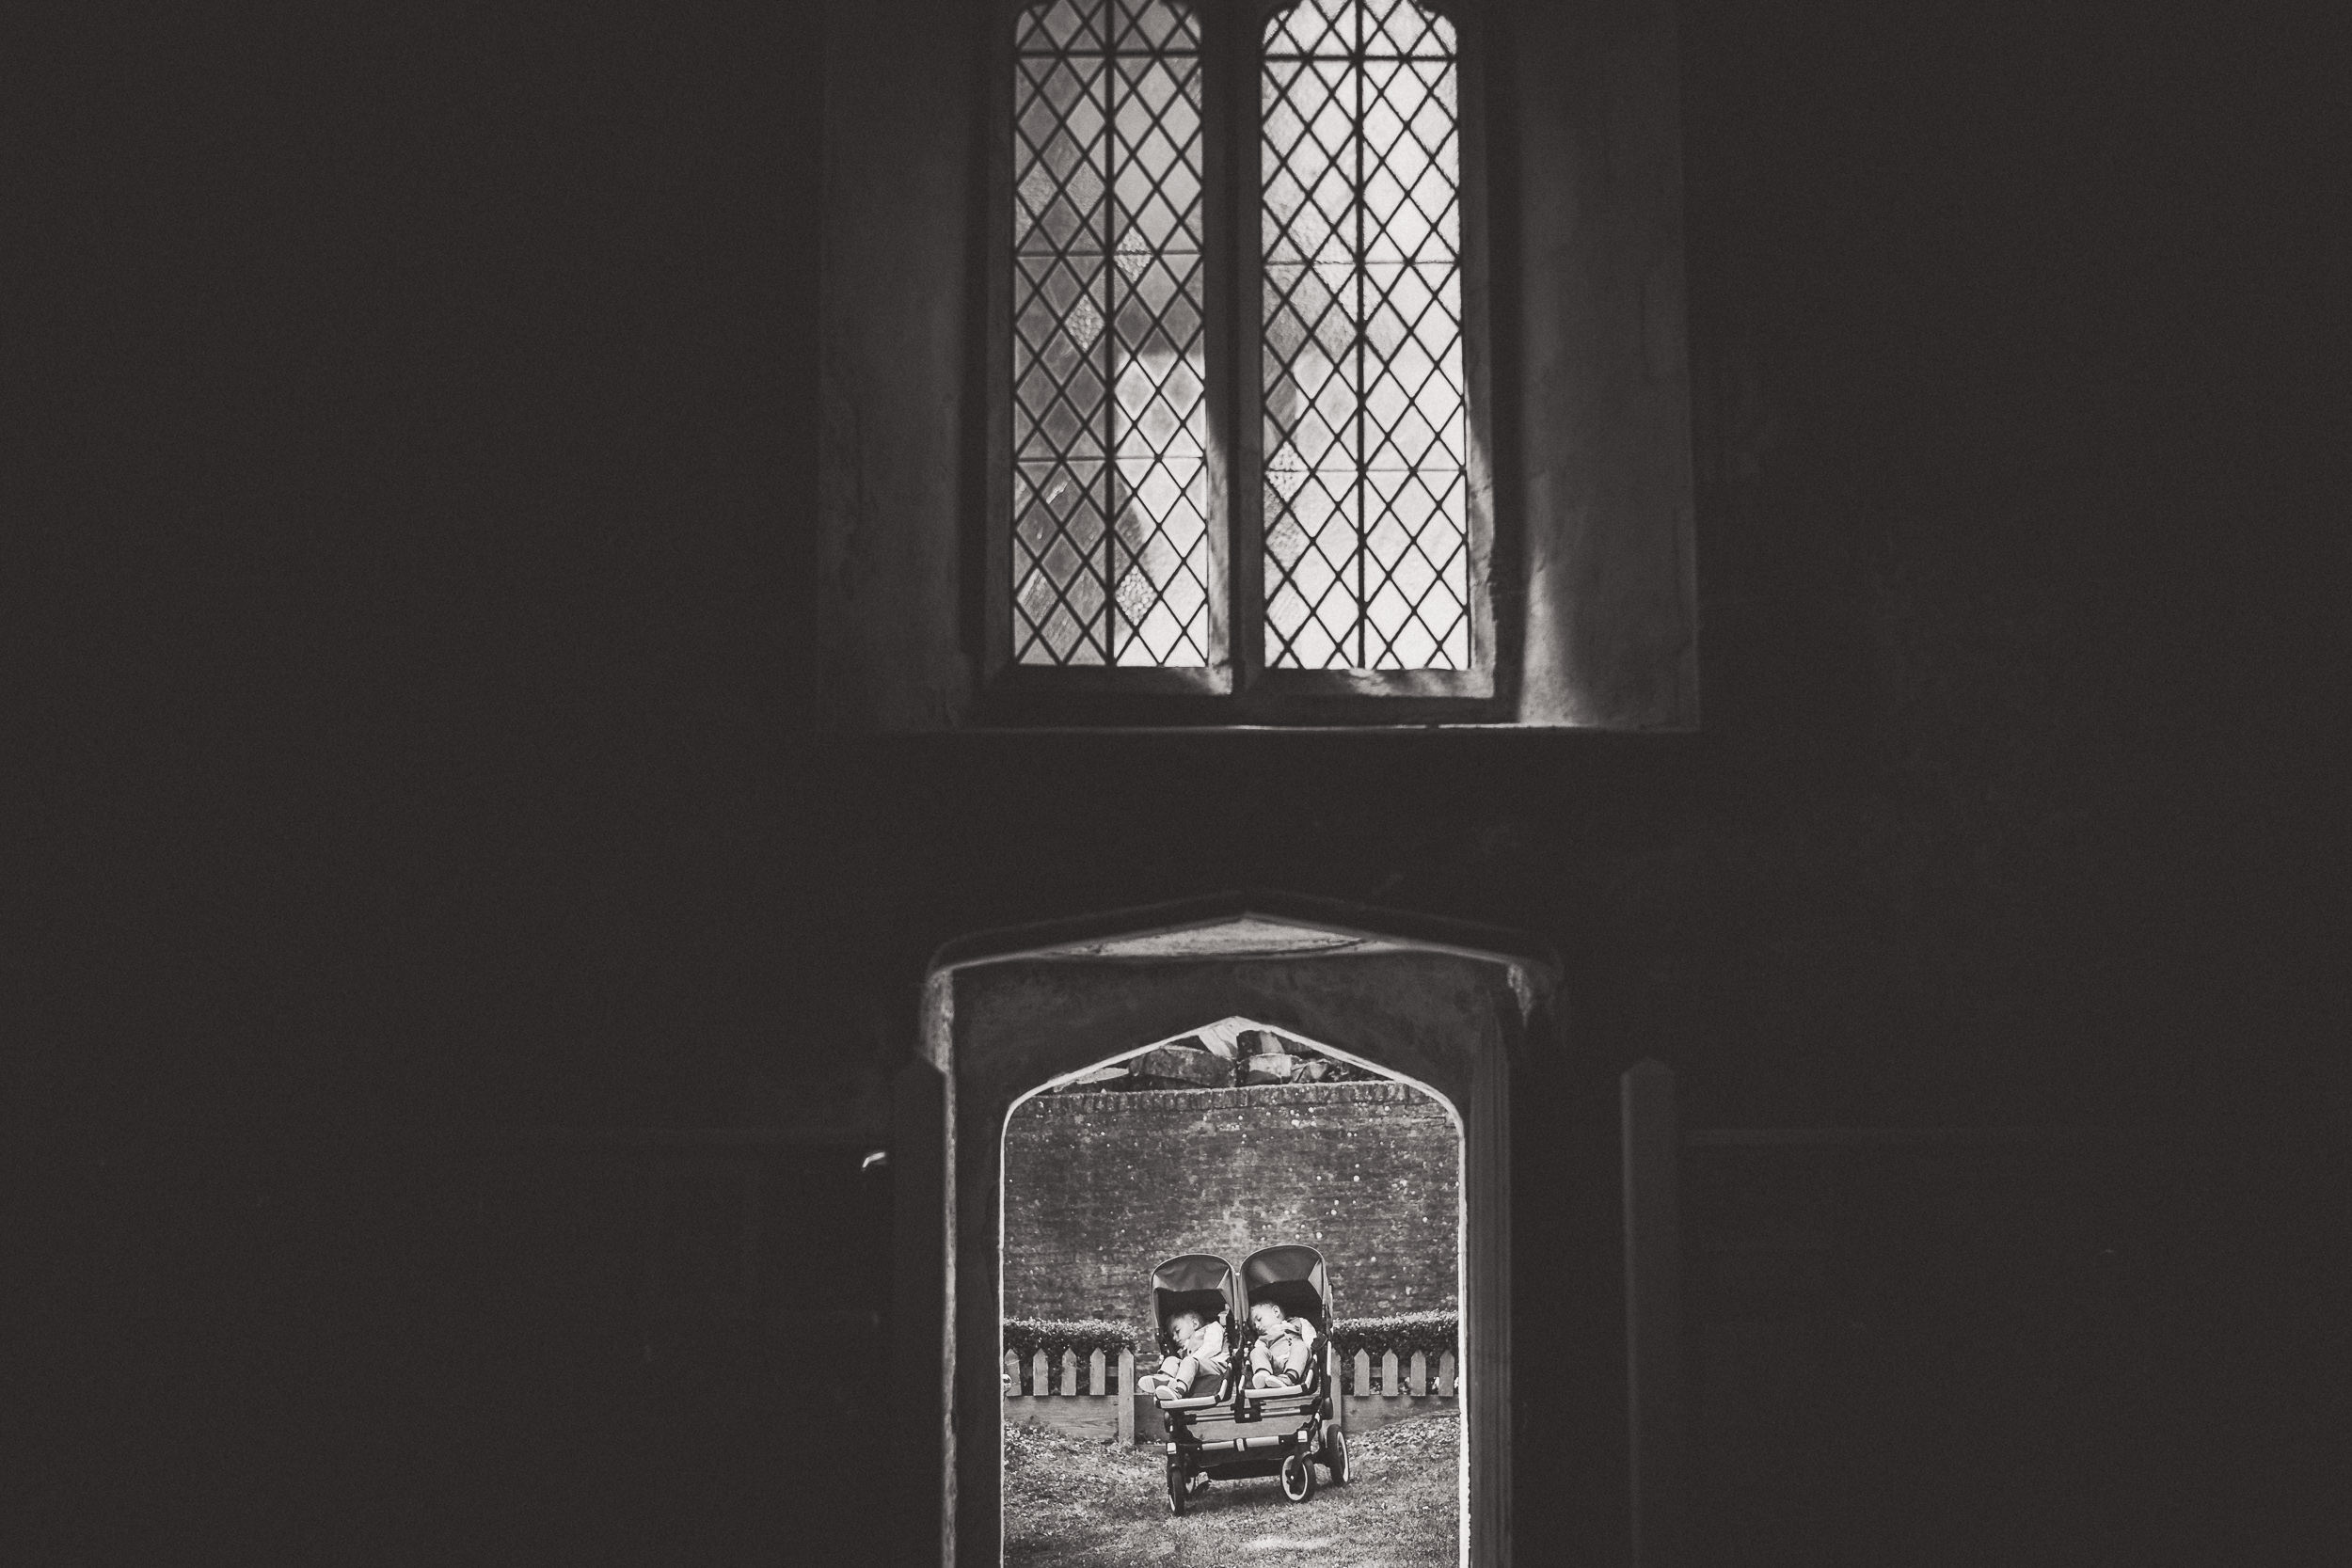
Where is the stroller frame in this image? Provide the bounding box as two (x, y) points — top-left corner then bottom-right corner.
(1154, 1245), (1350, 1514)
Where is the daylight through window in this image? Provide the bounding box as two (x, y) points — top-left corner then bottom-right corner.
(1005, 0), (1471, 683)
(1012, 0), (1211, 667)
(1262, 0), (1465, 670)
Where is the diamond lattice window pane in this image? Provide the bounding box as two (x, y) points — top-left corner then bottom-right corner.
(1012, 0), (1210, 667)
(1262, 0), (1467, 671)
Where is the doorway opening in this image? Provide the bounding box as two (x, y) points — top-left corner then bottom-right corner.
(901, 895), (1552, 1568)
(999, 1017), (1466, 1565)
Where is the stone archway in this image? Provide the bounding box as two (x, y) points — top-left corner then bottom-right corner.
(894, 893), (1559, 1568)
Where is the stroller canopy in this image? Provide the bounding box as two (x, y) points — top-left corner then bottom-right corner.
(1151, 1254), (1240, 1351)
(1243, 1244), (1332, 1331)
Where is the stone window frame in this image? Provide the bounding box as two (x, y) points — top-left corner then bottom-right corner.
(819, 0), (1700, 732)
(889, 894), (1555, 1567)
(980, 0), (1505, 725)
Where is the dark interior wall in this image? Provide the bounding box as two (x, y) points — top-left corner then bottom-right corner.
(16, 0), (2346, 1564)
(1677, 1133), (2345, 1567)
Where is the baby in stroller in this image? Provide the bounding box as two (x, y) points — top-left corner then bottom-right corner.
(1137, 1307), (1230, 1400)
(1155, 1245), (1349, 1514)
(1246, 1299), (1316, 1389)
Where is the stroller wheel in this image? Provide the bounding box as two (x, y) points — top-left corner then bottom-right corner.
(1323, 1425), (1349, 1486)
(1166, 1460), (1187, 1516)
(1279, 1450), (1316, 1503)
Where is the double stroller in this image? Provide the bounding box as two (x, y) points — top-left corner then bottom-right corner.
(1148, 1245), (1350, 1513)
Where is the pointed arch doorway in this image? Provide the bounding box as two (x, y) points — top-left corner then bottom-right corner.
(893, 894), (1559, 1568)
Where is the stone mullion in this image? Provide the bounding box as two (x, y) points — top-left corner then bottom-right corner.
(1353, 39), (1368, 669)
(1098, 39), (1120, 663)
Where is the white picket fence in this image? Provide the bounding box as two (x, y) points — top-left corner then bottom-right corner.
(1001, 1343), (1459, 1443)
(1002, 1347), (1137, 1443)
(1339, 1347), (1459, 1433)
(1003, 1346), (1122, 1400)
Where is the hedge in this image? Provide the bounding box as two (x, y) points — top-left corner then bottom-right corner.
(1001, 1311), (1457, 1365)
(1327, 1310), (1457, 1361)
(1002, 1317), (1144, 1363)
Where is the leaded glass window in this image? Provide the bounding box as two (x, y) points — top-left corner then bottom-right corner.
(1011, 0), (1210, 667)
(1261, 0), (1465, 670)
(999, 0), (1483, 699)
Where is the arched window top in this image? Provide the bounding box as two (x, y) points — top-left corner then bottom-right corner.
(1015, 0), (1199, 54)
(1264, 0), (1456, 59)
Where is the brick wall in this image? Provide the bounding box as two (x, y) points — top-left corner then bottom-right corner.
(1002, 1081), (1458, 1323)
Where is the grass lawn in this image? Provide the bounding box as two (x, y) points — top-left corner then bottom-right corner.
(1004, 1408), (1460, 1567)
